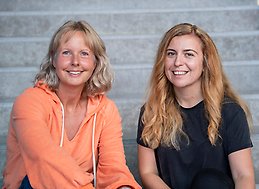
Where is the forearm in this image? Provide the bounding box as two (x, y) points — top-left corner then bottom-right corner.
(12, 119), (93, 187)
(141, 173), (170, 189)
(228, 148), (255, 189)
(234, 176), (255, 189)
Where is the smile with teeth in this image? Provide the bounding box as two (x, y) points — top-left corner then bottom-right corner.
(67, 71), (82, 75)
(173, 71), (188, 75)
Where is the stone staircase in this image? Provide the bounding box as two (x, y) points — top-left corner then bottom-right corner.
(0, 0), (259, 187)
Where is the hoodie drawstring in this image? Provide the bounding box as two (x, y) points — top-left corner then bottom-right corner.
(59, 102), (97, 187)
(92, 113), (97, 188)
(60, 103), (65, 147)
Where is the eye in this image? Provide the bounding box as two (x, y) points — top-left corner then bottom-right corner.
(166, 50), (176, 57)
(185, 52), (194, 57)
(62, 50), (71, 56)
(80, 51), (89, 57)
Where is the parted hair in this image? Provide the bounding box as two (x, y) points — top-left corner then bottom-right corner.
(141, 23), (252, 150)
(34, 20), (113, 96)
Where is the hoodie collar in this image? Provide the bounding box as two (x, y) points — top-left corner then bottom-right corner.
(35, 81), (106, 117)
(35, 81), (60, 103)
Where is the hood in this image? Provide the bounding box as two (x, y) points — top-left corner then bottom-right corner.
(34, 81), (107, 118)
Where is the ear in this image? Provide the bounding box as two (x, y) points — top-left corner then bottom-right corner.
(51, 57), (56, 68)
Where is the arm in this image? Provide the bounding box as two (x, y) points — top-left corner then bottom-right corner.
(228, 148), (255, 189)
(223, 102), (255, 189)
(11, 91), (93, 188)
(138, 145), (170, 189)
(96, 100), (140, 189)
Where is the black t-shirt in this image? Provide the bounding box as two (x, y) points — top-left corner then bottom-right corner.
(137, 99), (252, 189)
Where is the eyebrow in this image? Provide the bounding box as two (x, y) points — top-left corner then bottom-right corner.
(183, 49), (198, 55)
(166, 48), (175, 51)
(166, 48), (198, 55)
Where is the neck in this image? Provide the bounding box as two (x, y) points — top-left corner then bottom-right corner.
(56, 85), (86, 111)
(174, 86), (203, 108)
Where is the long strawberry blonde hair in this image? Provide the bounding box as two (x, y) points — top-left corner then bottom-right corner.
(141, 23), (252, 150)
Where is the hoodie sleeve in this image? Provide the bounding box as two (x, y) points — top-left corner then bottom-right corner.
(8, 89), (94, 189)
(96, 99), (141, 189)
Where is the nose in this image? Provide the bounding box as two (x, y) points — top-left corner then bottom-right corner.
(174, 55), (183, 67)
(71, 55), (79, 66)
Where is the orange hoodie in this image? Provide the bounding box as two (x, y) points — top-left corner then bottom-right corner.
(2, 83), (141, 189)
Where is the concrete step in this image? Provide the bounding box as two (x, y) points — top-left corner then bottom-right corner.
(245, 94), (259, 134)
(1, 60), (259, 100)
(1, 93), (259, 140)
(0, 0), (257, 11)
(106, 32), (259, 65)
(1, 31), (259, 68)
(0, 7), (258, 37)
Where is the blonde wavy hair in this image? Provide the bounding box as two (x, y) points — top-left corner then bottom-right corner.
(35, 20), (113, 96)
(141, 23), (252, 150)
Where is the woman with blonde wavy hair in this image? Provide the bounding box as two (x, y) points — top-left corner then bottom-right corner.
(3, 20), (140, 189)
(137, 23), (255, 189)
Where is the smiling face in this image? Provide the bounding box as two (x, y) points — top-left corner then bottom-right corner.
(164, 34), (204, 92)
(53, 31), (96, 91)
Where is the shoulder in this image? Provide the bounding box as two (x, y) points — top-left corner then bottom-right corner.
(221, 97), (248, 130)
(13, 86), (54, 115)
(94, 95), (122, 129)
(221, 97), (245, 119)
(222, 97), (240, 108)
(15, 87), (43, 104)
(96, 95), (117, 110)
(96, 95), (120, 117)
(102, 95), (117, 107)
(15, 86), (52, 104)
(221, 98), (252, 154)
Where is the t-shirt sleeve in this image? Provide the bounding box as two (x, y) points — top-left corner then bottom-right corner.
(223, 102), (253, 155)
(136, 106), (149, 147)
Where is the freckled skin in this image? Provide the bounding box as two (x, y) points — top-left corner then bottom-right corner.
(164, 34), (204, 93)
(53, 31), (96, 91)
